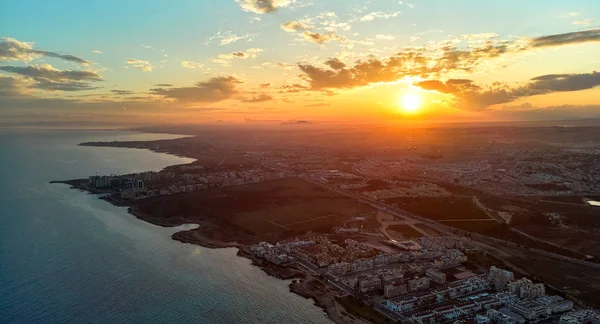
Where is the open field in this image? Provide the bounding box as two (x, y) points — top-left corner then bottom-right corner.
(132, 177), (375, 243)
(412, 224), (440, 236)
(517, 224), (600, 258)
(478, 196), (600, 227)
(384, 197), (492, 221)
(487, 243), (600, 308)
(336, 296), (394, 324)
(386, 225), (424, 240)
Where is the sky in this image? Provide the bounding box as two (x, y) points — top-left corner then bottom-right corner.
(1, 0), (600, 125)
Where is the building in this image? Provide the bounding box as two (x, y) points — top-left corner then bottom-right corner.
(559, 310), (600, 324)
(408, 276), (431, 292)
(384, 281), (407, 298)
(380, 270), (403, 284)
(385, 296), (418, 313)
(507, 278), (545, 299)
(426, 268), (447, 284)
(487, 308), (525, 324)
(509, 300), (549, 321)
(328, 262), (351, 276)
(123, 179), (144, 190)
(537, 295), (573, 314)
(488, 266), (514, 290)
(358, 274), (382, 293)
(89, 175), (113, 188)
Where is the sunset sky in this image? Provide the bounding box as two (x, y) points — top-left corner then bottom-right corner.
(1, 0), (600, 125)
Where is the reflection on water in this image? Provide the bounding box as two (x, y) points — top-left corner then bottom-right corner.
(0, 130), (330, 324)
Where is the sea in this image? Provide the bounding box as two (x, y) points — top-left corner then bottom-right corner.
(0, 129), (331, 324)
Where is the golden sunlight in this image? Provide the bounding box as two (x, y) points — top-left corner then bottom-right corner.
(399, 92), (423, 113)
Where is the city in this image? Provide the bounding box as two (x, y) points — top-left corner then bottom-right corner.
(54, 124), (600, 324)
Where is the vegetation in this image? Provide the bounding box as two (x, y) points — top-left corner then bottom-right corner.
(336, 296), (394, 324)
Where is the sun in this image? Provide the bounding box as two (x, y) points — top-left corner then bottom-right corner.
(399, 93), (423, 113)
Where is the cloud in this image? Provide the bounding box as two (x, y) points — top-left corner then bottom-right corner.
(236, 0), (295, 14)
(259, 83), (271, 88)
(281, 21), (314, 32)
(416, 71), (600, 110)
(0, 37), (89, 64)
(359, 11), (401, 22)
(324, 58), (345, 70)
(0, 75), (29, 96)
(0, 64), (103, 92)
(241, 94), (273, 102)
(278, 83), (308, 93)
(111, 90), (134, 95)
(154, 83), (172, 87)
(150, 76), (241, 102)
(91, 50), (103, 54)
(302, 31), (344, 44)
(181, 61), (205, 69)
(530, 28), (600, 48)
(281, 19), (344, 45)
(0, 64), (102, 82)
(205, 30), (257, 46)
(126, 59), (152, 72)
(209, 48), (263, 66)
(375, 34), (395, 40)
(573, 19), (596, 26)
(298, 27), (600, 91)
(298, 48), (471, 90)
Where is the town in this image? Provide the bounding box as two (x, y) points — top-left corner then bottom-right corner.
(61, 124), (600, 324)
(251, 235), (597, 323)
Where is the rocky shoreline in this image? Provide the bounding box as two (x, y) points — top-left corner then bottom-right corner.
(50, 179), (359, 323)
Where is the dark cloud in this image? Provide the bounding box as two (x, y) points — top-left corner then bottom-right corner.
(241, 94), (273, 103)
(151, 76), (241, 102)
(0, 64), (103, 92)
(530, 28), (600, 48)
(34, 81), (99, 92)
(34, 51), (88, 64)
(528, 72), (600, 92)
(302, 31), (344, 45)
(236, 0), (292, 14)
(259, 83), (271, 88)
(324, 58), (345, 70)
(154, 83), (172, 87)
(0, 37), (89, 64)
(111, 89), (135, 95)
(0, 65), (102, 82)
(416, 71), (600, 110)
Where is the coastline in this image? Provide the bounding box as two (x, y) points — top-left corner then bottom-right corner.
(51, 178), (359, 324)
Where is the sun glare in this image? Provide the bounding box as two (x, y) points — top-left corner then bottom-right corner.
(399, 93), (423, 113)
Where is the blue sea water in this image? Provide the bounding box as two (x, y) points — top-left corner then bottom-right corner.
(0, 129), (331, 324)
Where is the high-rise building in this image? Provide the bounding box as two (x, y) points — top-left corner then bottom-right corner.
(508, 278), (545, 299)
(488, 266), (514, 290)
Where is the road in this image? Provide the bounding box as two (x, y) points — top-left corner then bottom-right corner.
(302, 176), (600, 269)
